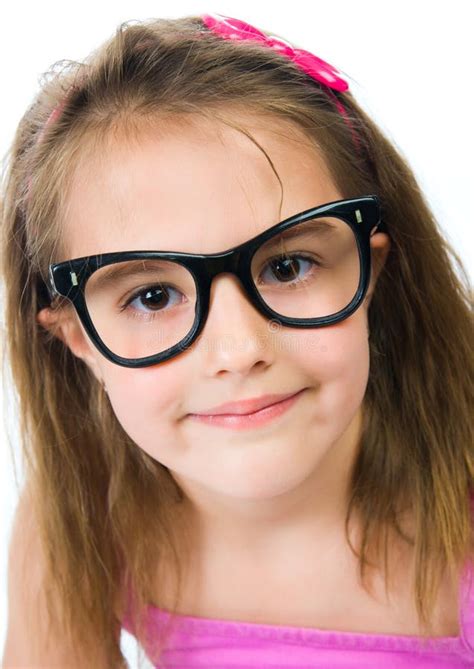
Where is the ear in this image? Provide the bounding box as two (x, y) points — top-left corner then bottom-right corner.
(365, 232), (391, 307)
(36, 305), (103, 383)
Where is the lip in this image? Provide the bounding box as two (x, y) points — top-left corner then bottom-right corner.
(187, 389), (306, 430)
(192, 390), (304, 416)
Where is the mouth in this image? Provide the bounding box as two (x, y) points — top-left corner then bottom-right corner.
(187, 388), (307, 431)
(192, 390), (306, 416)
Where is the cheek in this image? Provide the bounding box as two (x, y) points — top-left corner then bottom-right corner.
(102, 361), (187, 446)
(290, 312), (370, 411)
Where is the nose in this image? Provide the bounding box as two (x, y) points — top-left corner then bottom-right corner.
(195, 273), (275, 377)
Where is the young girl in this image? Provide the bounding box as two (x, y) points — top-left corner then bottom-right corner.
(1, 12), (473, 669)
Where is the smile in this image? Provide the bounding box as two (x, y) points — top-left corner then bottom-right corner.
(187, 389), (306, 430)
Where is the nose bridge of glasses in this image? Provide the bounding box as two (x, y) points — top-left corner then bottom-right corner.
(192, 245), (264, 325)
(193, 243), (248, 290)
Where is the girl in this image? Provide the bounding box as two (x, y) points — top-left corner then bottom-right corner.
(1, 12), (473, 669)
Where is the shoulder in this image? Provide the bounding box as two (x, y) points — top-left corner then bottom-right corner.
(2, 481), (117, 667)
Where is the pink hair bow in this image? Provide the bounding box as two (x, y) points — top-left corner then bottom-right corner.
(201, 13), (349, 93)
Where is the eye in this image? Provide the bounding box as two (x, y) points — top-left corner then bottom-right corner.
(258, 253), (320, 287)
(120, 284), (185, 316)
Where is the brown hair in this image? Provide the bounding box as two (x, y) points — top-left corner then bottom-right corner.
(1, 14), (473, 667)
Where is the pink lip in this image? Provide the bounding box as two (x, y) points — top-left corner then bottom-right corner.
(187, 389), (306, 430)
(193, 391), (303, 416)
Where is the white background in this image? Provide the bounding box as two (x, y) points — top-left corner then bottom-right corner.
(1, 1), (473, 665)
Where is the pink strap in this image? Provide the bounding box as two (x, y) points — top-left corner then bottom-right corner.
(459, 492), (474, 650)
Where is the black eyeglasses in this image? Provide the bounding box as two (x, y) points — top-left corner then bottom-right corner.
(44, 195), (386, 368)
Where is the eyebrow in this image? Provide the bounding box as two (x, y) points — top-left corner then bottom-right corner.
(273, 218), (337, 241)
(90, 260), (173, 291)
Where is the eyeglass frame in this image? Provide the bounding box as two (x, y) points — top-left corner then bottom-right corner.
(43, 194), (386, 369)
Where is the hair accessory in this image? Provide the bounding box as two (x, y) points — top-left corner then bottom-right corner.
(36, 97), (69, 146)
(201, 13), (348, 92)
(201, 13), (360, 151)
(26, 92), (72, 203)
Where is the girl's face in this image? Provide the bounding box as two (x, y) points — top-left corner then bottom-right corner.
(39, 114), (390, 508)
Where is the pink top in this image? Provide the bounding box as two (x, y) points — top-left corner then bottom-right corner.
(122, 496), (474, 668)
(122, 568), (474, 668)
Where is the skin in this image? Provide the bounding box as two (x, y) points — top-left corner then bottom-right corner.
(37, 113), (391, 581)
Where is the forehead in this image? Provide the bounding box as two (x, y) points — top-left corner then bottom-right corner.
(61, 113), (342, 260)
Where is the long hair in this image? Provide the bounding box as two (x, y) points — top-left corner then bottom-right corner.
(1, 15), (472, 666)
